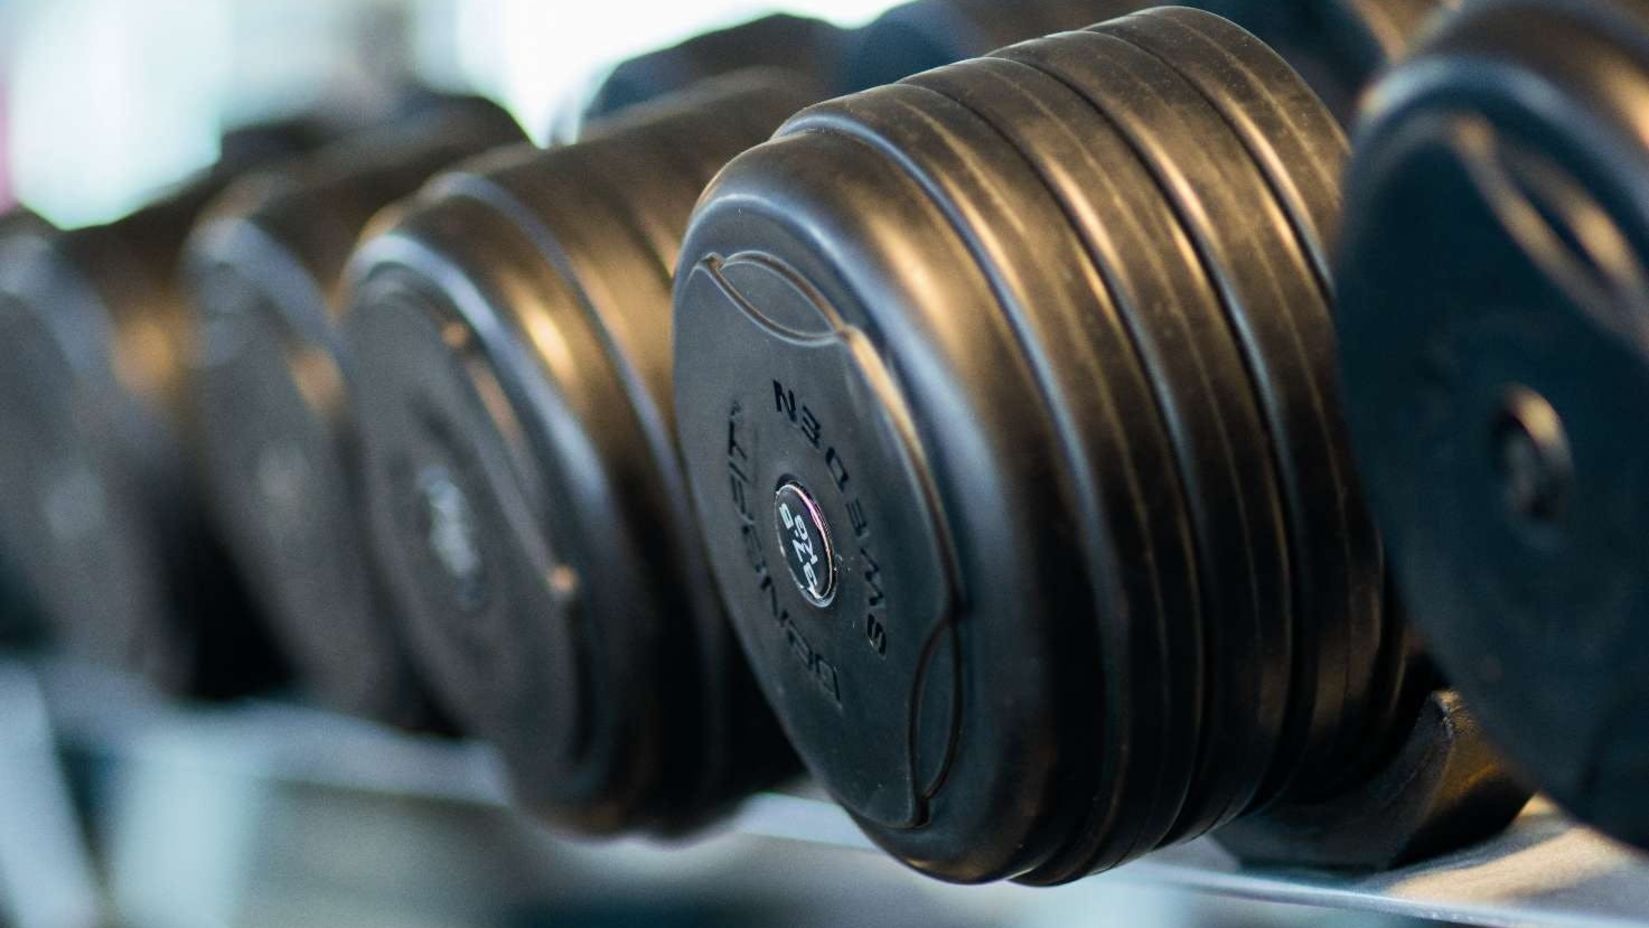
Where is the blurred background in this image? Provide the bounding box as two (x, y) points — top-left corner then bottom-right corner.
(0, 0), (904, 227)
(0, 2), (1519, 926)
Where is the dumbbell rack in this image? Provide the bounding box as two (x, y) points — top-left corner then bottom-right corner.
(730, 797), (1648, 928)
(0, 658), (1643, 928)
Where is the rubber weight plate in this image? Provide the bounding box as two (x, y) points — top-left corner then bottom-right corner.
(343, 74), (812, 835)
(185, 100), (524, 727)
(585, 14), (850, 122)
(1088, 8), (1396, 802)
(921, 51), (1301, 877)
(677, 117), (1088, 884)
(1014, 22), (1385, 813)
(844, 0), (1445, 125)
(991, 29), (1299, 862)
(1339, 0), (1649, 851)
(0, 149), (326, 698)
(218, 116), (338, 171)
(840, 0), (1157, 92)
(1099, 8), (1347, 290)
(676, 7), (1400, 884)
(1183, 0), (1451, 124)
(837, 75), (1206, 875)
(1101, 4), (1436, 800)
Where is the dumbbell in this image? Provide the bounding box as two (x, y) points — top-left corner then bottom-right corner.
(671, 6), (1498, 884)
(343, 74), (812, 834)
(216, 86), (499, 166)
(0, 98), (496, 697)
(842, 0), (1155, 90)
(219, 116), (340, 170)
(585, 15), (851, 122)
(0, 153), (313, 697)
(1337, 0), (1649, 851)
(843, 0), (1446, 124)
(1187, 0), (1456, 122)
(185, 99), (525, 726)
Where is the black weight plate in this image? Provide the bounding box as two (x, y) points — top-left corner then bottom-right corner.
(1330, 0), (1449, 65)
(678, 122), (1082, 882)
(1301, 0), (1441, 121)
(346, 81), (802, 834)
(439, 82), (818, 807)
(894, 63), (1210, 879)
(996, 27), (1282, 844)
(187, 104), (524, 726)
(0, 178), (291, 698)
(1186, 0), (1444, 124)
(548, 122), (812, 819)
(840, 0), (1154, 92)
(433, 77), (817, 823)
(1004, 25), (1372, 820)
(1022, 0), (1159, 35)
(777, 79), (1202, 880)
(218, 115), (337, 168)
(879, 77), (1207, 876)
(482, 148), (687, 428)
(449, 150), (724, 823)
(1100, 8), (1347, 293)
(1333, 590), (1436, 792)
(586, 14), (847, 121)
(907, 54), (1290, 879)
(1340, 0), (1649, 849)
(547, 115), (827, 822)
(584, 69), (805, 182)
(842, 0), (1009, 91)
(351, 189), (678, 830)
(1097, 8), (1387, 804)
(1438, 0), (1649, 91)
(580, 72), (821, 267)
(563, 132), (701, 275)
(0, 286), (178, 676)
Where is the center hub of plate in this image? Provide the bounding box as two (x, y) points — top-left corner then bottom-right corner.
(1494, 386), (1572, 532)
(775, 479), (836, 608)
(256, 442), (311, 539)
(416, 464), (489, 612)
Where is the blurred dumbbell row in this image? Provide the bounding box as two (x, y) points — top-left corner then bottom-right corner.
(4, 0), (1644, 890)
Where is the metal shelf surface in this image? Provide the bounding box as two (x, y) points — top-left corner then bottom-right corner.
(8, 659), (1649, 928)
(729, 794), (1649, 928)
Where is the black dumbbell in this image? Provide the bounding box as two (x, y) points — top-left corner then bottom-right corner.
(1187, 0), (1454, 122)
(842, 0), (1446, 124)
(342, 74), (813, 834)
(585, 15), (851, 122)
(185, 99), (525, 726)
(842, 0), (1158, 91)
(674, 7), (1445, 884)
(218, 116), (340, 170)
(1337, 0), (1649, 851)
(0, 165), (290, 697)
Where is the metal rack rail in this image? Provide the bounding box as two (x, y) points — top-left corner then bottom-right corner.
(5, 659), (1646, 928)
